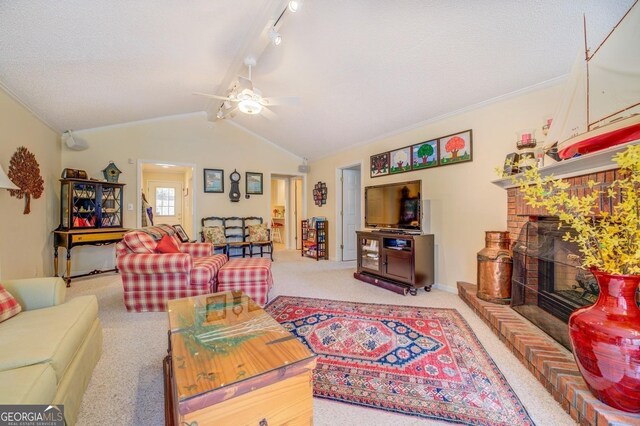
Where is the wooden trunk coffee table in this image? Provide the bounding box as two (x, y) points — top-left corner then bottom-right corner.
(163, 291), (316, 425)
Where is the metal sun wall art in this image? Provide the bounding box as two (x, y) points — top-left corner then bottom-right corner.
(313, 182), (327, 206)
(370, 129), (473, 178)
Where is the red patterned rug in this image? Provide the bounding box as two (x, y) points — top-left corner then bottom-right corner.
(265, 296), (534, 426)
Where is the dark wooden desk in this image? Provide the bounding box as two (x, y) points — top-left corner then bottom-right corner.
(53, 228), (128, 286)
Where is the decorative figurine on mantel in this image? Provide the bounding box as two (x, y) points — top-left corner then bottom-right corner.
(102, 161), (122, 183)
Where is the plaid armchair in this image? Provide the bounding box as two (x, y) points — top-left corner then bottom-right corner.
(116, 224), (228, 312)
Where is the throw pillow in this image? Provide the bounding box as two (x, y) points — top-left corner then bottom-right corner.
(203, 226), (226, 245)
(248, 223), (269, 242)
(0, 284), (22, 323)
(156, 235), (181, 253)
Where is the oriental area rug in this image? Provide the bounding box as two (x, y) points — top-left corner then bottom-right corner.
(265, 296), (534, 426)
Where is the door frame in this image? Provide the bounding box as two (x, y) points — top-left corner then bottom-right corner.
(268, 171), (307, 249)
(335, 161), (363, 261)
(137, 159), (197, 237)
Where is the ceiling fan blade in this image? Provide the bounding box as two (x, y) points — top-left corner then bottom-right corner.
(260, 96), (301, 107)
(261, 106), (277, 120)
(193, 92), (231, 101)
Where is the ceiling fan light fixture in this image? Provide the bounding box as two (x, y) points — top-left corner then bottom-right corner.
(288, 0), (303, 12)
(216, 109), (225, 119)
(269, 27), (282, 46)
(238, 99), (263, 115)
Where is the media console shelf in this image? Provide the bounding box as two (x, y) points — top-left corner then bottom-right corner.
(354, 231), (434, 295)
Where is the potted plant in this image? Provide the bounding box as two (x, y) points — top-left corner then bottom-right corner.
(511, 144), (640, 413)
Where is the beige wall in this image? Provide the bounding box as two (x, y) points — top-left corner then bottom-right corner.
(0, 87), (60, 279)
(62, 113), (301, 274)
(307, 84), (562, 291)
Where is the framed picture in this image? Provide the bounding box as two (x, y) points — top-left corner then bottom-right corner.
(370, 152), (389, 178)
(204, 169), (224, 193)
(438, 129), (473, 166)
(412, 140), (439, 170)
(173, 224), (189, 242)
(246, 172), (263, 195)
(390, 147), (412, 174)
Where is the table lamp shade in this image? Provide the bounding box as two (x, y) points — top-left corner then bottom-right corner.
(0, 165), (18, 190)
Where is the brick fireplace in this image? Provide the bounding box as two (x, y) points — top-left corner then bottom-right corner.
(458, 163), (640, 425)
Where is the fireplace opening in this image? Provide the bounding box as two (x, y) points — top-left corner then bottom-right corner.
(511, 218), (596, 350)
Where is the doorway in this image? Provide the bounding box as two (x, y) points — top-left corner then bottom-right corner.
(336, 164), (362, 261)
(138, 161), (196, 238)
(270, 174), (305, 251)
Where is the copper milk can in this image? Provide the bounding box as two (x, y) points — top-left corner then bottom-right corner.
(477, 231), (512, 304)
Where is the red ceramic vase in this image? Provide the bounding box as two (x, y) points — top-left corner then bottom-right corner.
(568, 270), (640, 413)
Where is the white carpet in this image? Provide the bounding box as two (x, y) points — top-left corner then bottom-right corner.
(68, 249), (576, 425)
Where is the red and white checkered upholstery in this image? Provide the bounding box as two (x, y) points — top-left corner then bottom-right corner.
(0, 284), (22, 323)
(116, 226), (227, 312)
(217, 258), (273, 306)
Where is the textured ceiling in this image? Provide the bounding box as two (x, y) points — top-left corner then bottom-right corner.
(0, 0), (635, 160)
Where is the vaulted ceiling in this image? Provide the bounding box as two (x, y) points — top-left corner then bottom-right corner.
(0, 0), (634, 160)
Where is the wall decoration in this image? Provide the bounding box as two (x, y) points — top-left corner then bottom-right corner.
(229, 169), (241, 202)
(439, 130), (473, 166)
(246, 172), (263, 195)
(390, 147), (412, 174)
(102, 161), (122, 183)
(313, 182), (327, 206)
(370, 153), (389, 178)
(8, 146), (44, 215)
(203, 168), (224, 193)
(412, 140), (438, 170)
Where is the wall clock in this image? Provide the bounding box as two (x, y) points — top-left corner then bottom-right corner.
(229, 169), (241, 202)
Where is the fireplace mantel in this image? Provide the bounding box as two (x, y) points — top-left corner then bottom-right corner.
(491, 141), (637, 189)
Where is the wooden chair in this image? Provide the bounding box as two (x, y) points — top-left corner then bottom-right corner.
(245, 216), (274, 261)
(224, 217), (251, 258)
(200, 216), (229, 255)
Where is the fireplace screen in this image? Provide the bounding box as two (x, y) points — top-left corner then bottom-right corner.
(511, 219), (596, 350)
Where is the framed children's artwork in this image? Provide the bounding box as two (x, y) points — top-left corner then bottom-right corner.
(203, 168), (224, 193)
(370, 152), (389, 178)
(438, 130), (473, 166)
(412, 140), (438, 170)
(246, 172), (263, 195)
(390, 147), (412, 174)
(173, 224), (190, 242)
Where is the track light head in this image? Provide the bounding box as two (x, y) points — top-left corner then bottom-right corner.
(269, 27), (282, 46)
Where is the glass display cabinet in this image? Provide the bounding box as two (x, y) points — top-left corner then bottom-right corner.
(59, 178), (125, 229)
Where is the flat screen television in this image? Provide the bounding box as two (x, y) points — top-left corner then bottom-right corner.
(364, 180), (421, 232)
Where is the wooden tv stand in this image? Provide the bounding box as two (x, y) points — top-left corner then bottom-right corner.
(354, 231), (434, 295)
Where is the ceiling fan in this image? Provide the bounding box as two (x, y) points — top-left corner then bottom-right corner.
(195, 57), (299, 120)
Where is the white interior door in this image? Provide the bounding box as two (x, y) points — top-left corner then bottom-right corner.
(342, 168), (361, 260)
(148, 180), (183, 226)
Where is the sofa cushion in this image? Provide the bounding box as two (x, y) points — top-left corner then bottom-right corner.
(0, 364), (57, 404)
(191, 254), (228, 285)
(0, 283), (22, 323)
(123, 232), (156, 254)
(156, 235), (181, 253)
(0, 296), (98, 381)
(203, 226), (226, 244)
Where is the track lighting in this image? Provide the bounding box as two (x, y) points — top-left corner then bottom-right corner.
(288, 0), (303, 12)
(269, 27), (282, 46)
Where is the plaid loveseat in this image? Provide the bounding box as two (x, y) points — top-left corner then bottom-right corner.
(116, 224), (228, 312)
